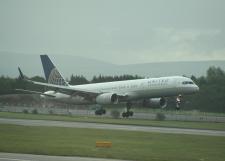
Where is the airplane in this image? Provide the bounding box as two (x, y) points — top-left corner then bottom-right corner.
(17, 55), (199, 117)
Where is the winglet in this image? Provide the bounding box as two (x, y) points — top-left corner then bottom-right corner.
(18, 67), (25, 79)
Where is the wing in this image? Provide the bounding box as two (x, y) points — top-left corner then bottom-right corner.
(30, 79), (100, 97)
(18, 67), (128, 101)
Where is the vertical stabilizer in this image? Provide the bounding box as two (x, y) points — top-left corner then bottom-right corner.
(40, 55), (68, 86)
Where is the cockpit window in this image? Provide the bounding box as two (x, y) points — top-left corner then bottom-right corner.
(182, 81), (194, 85)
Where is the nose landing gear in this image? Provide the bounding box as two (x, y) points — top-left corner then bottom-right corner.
(176, 94), (182, 110)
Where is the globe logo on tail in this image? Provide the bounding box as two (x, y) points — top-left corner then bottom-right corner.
(48, 68), (67, 86)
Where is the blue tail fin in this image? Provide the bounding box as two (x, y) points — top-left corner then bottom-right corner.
(40, 55), (68, 86)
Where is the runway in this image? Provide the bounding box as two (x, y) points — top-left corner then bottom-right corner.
(0, 152), (127, 161)
(0, 118), (225, 136)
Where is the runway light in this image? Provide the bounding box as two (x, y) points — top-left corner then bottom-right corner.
(96, 141), (112, 148)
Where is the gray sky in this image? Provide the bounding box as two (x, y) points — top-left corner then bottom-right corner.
(0, 0), (225, 64)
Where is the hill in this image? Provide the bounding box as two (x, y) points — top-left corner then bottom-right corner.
(1, 52), (225, 79)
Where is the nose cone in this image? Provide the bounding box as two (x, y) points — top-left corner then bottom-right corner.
(194, 85), (199, 92)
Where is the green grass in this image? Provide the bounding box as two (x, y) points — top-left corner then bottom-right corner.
(105, 105), (225, 116)
(1, 111), (225, 131)
(0, 124), (225, 161)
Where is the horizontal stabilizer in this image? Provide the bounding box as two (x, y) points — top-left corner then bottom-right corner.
(15, 89), (55, 97)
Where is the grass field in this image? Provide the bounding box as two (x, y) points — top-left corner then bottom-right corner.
(0, 124), (225, 161)
(1, 111), (225, 131)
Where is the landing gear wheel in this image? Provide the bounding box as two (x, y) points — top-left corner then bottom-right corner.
(122, 102), (134, 118)
(129, 111), (133, 116)
(176, 101), (181, 110)
(95, 108), (106, 115)
(122, 111), (134, 118)
(102, 109), (106, 114)
(122, 112), (128, 118)
(176, 105), (180, 110)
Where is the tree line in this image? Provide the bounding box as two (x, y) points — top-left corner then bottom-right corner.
(0, 67), (225, 113)
(185, 67), (225, 113)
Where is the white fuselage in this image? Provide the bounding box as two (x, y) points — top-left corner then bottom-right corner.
(74, 76), (198, 99)
(43, 76), (199, 104)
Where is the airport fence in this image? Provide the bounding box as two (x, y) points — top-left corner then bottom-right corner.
(1, 105), (225, 122)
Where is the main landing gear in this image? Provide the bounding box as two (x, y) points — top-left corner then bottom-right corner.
(122, 102), (134, 118)
(95, 107), (106, 115)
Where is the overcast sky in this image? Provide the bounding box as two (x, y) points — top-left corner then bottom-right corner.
(0, 0), (225, 64)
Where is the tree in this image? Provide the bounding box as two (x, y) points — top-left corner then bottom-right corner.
(69, 75), (89, 85)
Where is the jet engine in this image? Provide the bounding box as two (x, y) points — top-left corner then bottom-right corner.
(143, 97), (167, 108)
(96, 93), (118, 104)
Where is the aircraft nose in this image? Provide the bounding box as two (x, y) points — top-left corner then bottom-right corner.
(194, 85), (199, 92)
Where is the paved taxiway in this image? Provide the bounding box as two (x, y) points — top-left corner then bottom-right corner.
(0, 118), (225, 136)
(0, 152), (128, 161)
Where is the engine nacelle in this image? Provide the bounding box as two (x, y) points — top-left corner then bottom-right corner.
(143, 97), (167, 108)
(96, 93), (118, 105)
